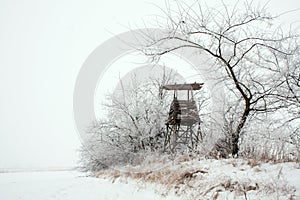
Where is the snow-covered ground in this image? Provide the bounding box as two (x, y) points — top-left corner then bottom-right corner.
(0, 159), (299, 200)
(0, 170), (179, 200)
(97, 157), (300, 200)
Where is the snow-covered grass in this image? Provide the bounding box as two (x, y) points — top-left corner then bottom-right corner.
(96, 155), (300, 200)
(1, 158), (298, 200)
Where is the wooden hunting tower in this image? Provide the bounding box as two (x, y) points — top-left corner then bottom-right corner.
(162, 82), (203, 152)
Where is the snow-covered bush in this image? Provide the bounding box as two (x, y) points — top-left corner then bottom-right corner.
(79, 67), (186, 170)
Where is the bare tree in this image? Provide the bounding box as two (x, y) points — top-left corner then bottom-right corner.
(137, 0), (300, 156)
(278, 49), (300, 122)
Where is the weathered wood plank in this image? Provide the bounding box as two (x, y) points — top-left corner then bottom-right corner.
(162, 82), (203, 90)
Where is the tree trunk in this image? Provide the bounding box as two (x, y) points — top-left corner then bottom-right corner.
(232, 100), (250, 156)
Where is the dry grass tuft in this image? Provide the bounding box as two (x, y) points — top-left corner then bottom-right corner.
(96, 165), (208, 193)
(246, 159), (261, 168)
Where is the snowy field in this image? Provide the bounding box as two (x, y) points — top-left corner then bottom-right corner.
(0, 159), (299, 200)
(0, 170), (179, 200)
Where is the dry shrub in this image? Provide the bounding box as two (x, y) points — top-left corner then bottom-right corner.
(240, 141), (299, 163)
(175, 154), (195, 163)
(209, 137), (232, 159)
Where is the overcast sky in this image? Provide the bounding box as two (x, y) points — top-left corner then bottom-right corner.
(0, 0), (299, 169)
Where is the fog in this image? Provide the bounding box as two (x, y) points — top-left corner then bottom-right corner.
(0, 0), (299, 169)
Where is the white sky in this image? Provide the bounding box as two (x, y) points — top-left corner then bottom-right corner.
(0, 0), (299, 169)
